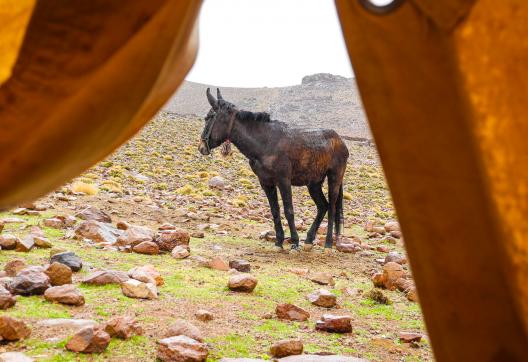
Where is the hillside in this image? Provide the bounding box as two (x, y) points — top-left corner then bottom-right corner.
(163, 73), (371, 140)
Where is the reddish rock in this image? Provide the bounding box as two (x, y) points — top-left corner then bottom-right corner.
(308, 272), (334, 286)
(384, 252), (407, 265)
(104, 316), (143, 339)
(43, 218), (65, 229)
(133, 241), (159, 255)
(45, 262), (72, 286)
(7, 266), (50, 296)
(121, 279), (158, 300)
(336, 242), (361, 253)
(276, 303), (310, 321)
(0, 286), (16, 310)
(395, 278), (413, 292)
(195, 310), (214, 322)
(371, 272), (385, 288)
(157, 228), (190, 252)
(75, 220), (122, 244)
(399, 332), (422, 343)
(14, 235), (33, 252)
(406, 287), (419, 302)
(44, 284), (85, 306)
(171, 245), (190, 259)
(228, 274), (258, 292)
(116, 223), (155, 247)
(307, 289), (337, 308)
(383, 262), (405, 290)
(0, 316), (31, 341)
(157, 335), (208, 362)
(315, 314), (352, 333)
(270, 339), (303, 358)
(159, 223), (176, 231)
(33, 236), (52, 248)
(0, 235), (19, 250)
(65, 326), (110, 353)
(229, 259), (251, 272)
(384, 221), (400, 232)
(128, 265), (163, 286)
(208, 256), (229, 271)
(82, 270), (129, 286)
(390, 230), (402, 239)
(76, 206), (112, 223)
(165, 319), (204, 342)
(4, 259), (26, 277)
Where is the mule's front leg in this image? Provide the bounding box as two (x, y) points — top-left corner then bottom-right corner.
(278, 182), (299, 250)
(263, 185), (284, 249)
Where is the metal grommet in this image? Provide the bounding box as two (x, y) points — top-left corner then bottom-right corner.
(358, 0), (404, 15)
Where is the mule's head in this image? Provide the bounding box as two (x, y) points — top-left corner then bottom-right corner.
(199, 88), (236, 155)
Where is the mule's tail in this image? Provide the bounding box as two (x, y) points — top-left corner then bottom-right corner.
(335, 184), (344, 240)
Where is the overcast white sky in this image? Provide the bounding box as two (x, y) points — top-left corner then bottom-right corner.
(186, 0), (354, 88)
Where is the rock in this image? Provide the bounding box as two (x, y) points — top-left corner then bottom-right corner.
(45, 262), (72, 286)
(406, 286), (419, 302)
(104, 316), (143, 339)
(384, 221), (400, 232)
(259, 230), (275, 241)
(128, 265), (163, 286)
(116, 223), (155, 247)
(157, 228), (190, 252)
(33, 236), (52, 248)
(43, 218), (65, 229)
(82, 270), (129, 285)
(315, 314), (352, 333)
(390, 230), (402, 239)
(381, 236), (397, 244)
(75, 220), (122, 244)
(133, 241), (159, 255)
(382, 262), (405, 290)
(165, 319), (204, 342)
(121, 279), (158, 299)
(0, 286), (16, 310)
(191, 231), (205, 238)
(399, 332), (422, 343)
(208, 256), (229, 271)
(229, 259), (251, 272)
(308, 272), (334, 286)
(335, 242), (361, 253)
(0, 218), (24, 224)
(14, 235), (34, 252)
(208, 176), (226, 189)
(195, 310), (214, 322)
(36, 318), (96, 330)
(0, 235), (19, 250)
(0, 222), (3, 233)
(44, 284), (85, 306)
(371, 272), (385, 288)
(7, 267), (50, 296)
(4, 259), (26, 277)
(157, 335), (208, 362)
(270, 339), (303, 358)
(276, 303), (310, 321)
(365, 289), (391, 305)
(278, 356), (368, 362)
(0, 352), (34, 362)
(0, 316), (31, 341)
(49, 247), (67, 257)
(50, 251), (82, 272)
(159, 223), (176, 231)
(65, 326), (110, 353)
(384, 252), (407, 265)
(395, 278), (413, 292)
(307, 289), (337, 308)
(371, 226), (386, 234)
(76, 206), (112, 223)
(228, 274), (258, 292)
(171, 245), (190, 259)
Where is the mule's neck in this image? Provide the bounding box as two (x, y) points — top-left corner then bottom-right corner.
(229, 114), (274, 161)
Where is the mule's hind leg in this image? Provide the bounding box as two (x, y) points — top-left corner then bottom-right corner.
(305, 182), (328, 250)
(325, 174), (341, 250)
(278, 181), (300, 250)
(262, 185), (284, 250)
(334, 184), (344, 243)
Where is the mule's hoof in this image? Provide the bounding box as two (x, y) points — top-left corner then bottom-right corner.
(322, 247), (334, 254)
(289, 247), (300, 254)
(274, 246), (285, 253)
(303, 243), (314, 252)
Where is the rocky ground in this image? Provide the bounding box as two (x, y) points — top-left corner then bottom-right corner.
(0, 113), (431, 361)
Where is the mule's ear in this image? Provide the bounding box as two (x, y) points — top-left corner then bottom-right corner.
(206, 88), (218, 110)
(216, 88), (224, 101)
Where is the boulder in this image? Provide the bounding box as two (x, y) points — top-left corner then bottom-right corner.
(115, 223), (155, 247)
(399, 332), (422, 343)
(171, 245), (190, 259)
(104, 316), (143, 339)
(270, 339), (303, 358)
(308, 272), (334, 286)
(82, 270), (129, 286)
(132, 241), (159, 255)
(128, 265), (163, 286)
(75, 220), (122, 244)
(43, 218), (65, 229)
(33, 236), (52, 248)
(165, 319), (204, 342)
(121, 279), (158, 300)
(0, 235), (19, 250)
(336, 241), (361, 253)
(15, 235), (34, 252)
(0, 352), (34, 362)
(276, 303), (310, 321)
(406, 286), (419, 302)
(315, 314), (352, 333)
(228, 274), (258, 292)
(0, 316), (31, 341)
(208, 176), (226, 189)
(157, 335), (208, 362)
(0, 286), (16, 310)
(7, 267), (50, 296)
(382, 262), (405, 290)
(384, 252), (407, 265)
(307, 289), (336, 308)
(45, 262), (73, 286)
(384, 221), (400, 232)
(65, 326), (110, 353)
(44, 284), (85, 306)
(157, 228), (190, 252)
(208, 256), (229, 271)
(229, 259), (251, 272)
(76, 206), (112, 223)
(4, 259), (26, 277)
(50, 251), (82, 272)
(195, 310), (214, 322)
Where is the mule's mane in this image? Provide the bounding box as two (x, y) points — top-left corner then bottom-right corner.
(236, 110), (272, 123)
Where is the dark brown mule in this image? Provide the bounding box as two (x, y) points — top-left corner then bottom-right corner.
(199, 88), (349, 251)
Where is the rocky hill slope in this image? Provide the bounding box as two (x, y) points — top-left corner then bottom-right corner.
(163, 73), (371, 140)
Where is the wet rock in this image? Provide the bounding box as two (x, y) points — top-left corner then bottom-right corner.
(208, 176), (226, 189)
(7, 267), (50, 296)
(0, 316), (31, 341)
(276, 303), (310, 321)
(82, 270), (129, 286)
(157, 335), (208, 362)
(165, 319), (204, 342)
(50, 251), (82, 272)
(208, 256), (229, 271)
(270, 339), (303, 358)
(228, 274), (258, 292)
(157, 228), (190, 252)
(76, 206), (112, 223)
(128, 265), (163, 286)
(399, 332), (422, 343)
(384, 252), (406, 265)
(45, 262), (72, 286)
(0, 352), (34, 362)
(104, 316), (143, 339)
(33, 236), (52, 248)
(121, 279), (158, 299)
(116, 223), (154, 247)
(44, 284), (85, 306)
(65, 326), (110, 353)
(195, 310), (214, 322)
(315, 314), (352, 333)
(307, 289), (336, 308)
(132, 241), (159, 255)
(384, 221), (400, 232)
(0, 286), (16, 310)
(0, 235), (19, 250)
(229, 259), (251, 272)
(4, 259), (26, 277)
(75, 220), (122, 244)
(308, 272), (334, 286)
(171, 245), (190, 259)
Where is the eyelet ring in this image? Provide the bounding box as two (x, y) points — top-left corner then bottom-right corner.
(358, 0), (404, 15)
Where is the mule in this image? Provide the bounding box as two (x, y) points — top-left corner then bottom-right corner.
(198, 88), (349, 251)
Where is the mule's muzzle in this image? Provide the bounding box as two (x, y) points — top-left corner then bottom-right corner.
(198, 140), (210, 155)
